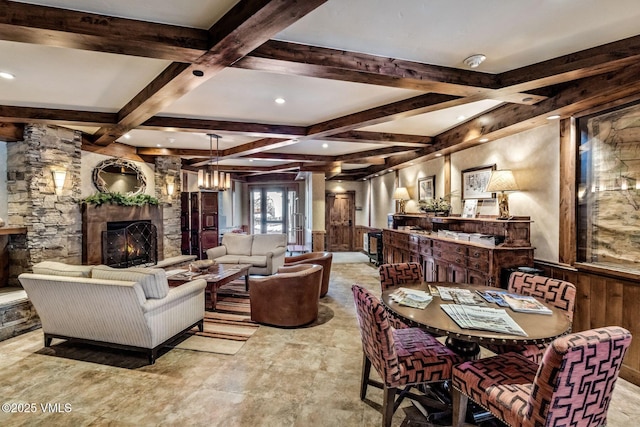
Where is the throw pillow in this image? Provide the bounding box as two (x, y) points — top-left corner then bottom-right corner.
(32, 261), (93, 278)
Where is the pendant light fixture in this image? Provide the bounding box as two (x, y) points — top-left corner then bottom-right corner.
(198, 133), (231, 191)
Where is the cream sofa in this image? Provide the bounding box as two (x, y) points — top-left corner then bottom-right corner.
(18, 261), (206, 364)
(206, 233), (287, 275)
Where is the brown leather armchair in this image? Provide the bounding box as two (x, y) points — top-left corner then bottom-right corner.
(249, 264), (323, 327)
(284, 252), (332, 297)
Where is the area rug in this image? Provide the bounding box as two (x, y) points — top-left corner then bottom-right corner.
(172, 283), (258, 355)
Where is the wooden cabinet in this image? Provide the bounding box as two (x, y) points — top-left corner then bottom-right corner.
(383, 217), (534, 287)
(180, 191), (219, 259)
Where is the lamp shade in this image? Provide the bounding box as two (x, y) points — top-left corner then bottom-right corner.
(392, 187), (410, 200)
(485, 170), (518, 192)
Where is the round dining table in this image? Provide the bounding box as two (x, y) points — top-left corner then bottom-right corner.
(381, 282), (572, 359)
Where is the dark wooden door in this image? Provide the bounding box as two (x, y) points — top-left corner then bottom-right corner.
(326, 191), (355, 252)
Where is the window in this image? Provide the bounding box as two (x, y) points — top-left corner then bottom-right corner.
(577, 101), (640, 273)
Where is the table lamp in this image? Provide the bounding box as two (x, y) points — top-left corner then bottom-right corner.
(392, 187), (410, 214)
(485, 170), (519, 219)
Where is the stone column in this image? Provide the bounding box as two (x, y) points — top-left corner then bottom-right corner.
(7, 124), (82, 282)
(154, 156), (182, 259)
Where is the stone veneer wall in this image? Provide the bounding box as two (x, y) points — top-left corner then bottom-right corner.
(7, 124), (82, 284)
(155, 156), (182, 259)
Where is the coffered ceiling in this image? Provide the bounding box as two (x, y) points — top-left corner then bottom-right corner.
(2, 0), (640, 181)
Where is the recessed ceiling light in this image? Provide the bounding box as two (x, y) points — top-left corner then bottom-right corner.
(123, 133), (131, 139)
(156, 144), (162, 147)
(275, 97), (285, 104)
(547, 114), (561, 120)
(479, 138), (489, 143)
(0, 71), (15, 80)
(249, 159), (253, 162)
(457, 115), (466, 121)
(322, 143), (328, 149)
(435, 153), (443, 157)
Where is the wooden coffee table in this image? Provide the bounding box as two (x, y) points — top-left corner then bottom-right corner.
(168, 263), (251, 311)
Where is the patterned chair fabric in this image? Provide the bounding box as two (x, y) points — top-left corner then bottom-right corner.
(379, 262), (424, 291)
(484, 272), (577, 363)
(452, 326), (632, 427)
(352, 284), (462, 427)
(378, 262), (424, 330)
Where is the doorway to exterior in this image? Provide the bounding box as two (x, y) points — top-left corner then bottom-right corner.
(326, 191), (356, 251)
(250, 186), (301, 246)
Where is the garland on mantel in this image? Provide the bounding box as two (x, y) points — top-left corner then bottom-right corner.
(79, 192), (159, 207)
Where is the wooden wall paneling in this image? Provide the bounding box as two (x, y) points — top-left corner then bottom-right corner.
(558, 117), (577, 265)
(622, 284), (640, 383)
(589, 275), (608, 328)
(606, 280), (624, 327)
(573, 272), (592, 333)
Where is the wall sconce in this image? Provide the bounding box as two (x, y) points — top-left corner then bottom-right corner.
(166, 175), (176, 198)
(52, 170), (66, 193)
(392, 187), (410, 214)
(485, 170), (519, 219)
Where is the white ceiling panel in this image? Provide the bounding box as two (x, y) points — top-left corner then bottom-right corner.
(0, 41), (169, 111)
(160, 68), (424, 126)
(267, 139), (383, 156)
(359, 100), (503, 136)
(14, 0), (239, 28)
(119, 129), (258, 150)
(277, 0), (640, 73)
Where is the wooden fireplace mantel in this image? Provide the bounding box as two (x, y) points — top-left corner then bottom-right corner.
(82, 204), (164, 265)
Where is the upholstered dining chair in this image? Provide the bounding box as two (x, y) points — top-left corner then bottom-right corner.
(352, 284), (463, 427)
(484, 272), (576, 363)
(378, 262), (424, 330)
(378, 262), (424, 291)
(451, 326), (632, 427)
(284, 252), (333, 297)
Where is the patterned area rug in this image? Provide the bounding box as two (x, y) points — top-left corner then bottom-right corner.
(172, 281), (258, 355)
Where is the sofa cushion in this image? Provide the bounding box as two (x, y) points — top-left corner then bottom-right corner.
(92, 265), (169, 299)
(222, 234), (253, 255)
(238, 255), (267, 267)
(251, 234), (286, 256)
(32, 261), (93, 278)
(213, 255), (243, 264)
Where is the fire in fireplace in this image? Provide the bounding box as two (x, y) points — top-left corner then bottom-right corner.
(102, 221), (158, 268)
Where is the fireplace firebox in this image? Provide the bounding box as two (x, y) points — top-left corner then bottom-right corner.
(102, 221), (158, 268)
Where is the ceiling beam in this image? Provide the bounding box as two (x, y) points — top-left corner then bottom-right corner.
(91, 0), (328, 146)
(0, 105), (117, 127)
(498, 34), (640, 92)
(435, 63), (640, 152)
(0, 122), (22, 142)
(0, 0), (208, 61)
(306, 93), (463, 137)
(139, 116), (307, 138)
(236, 40), (545, 104)
(323, 130), (431, 147)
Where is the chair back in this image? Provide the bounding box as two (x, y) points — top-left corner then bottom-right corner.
(352, 285), (399, 385)
(527, 326), (632, 426)
(378, 262), (423, 291)
(284, 252), (332, 297)
(508, 272), (576, 322)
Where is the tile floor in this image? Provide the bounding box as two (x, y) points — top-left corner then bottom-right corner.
(0, 255), (638, 426)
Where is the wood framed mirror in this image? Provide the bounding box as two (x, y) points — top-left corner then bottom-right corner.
(92, 158), (147, 196)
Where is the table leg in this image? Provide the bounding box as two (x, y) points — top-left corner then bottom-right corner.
(445, 337), (480, 360)
(244, 274), (249, 292)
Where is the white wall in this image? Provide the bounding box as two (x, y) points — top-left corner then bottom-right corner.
(451, 122), (560, 262)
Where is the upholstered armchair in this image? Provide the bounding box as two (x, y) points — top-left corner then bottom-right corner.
(284, 252), (333, 297)
(452, 326), (632, 427)
(249, 264), (323, 327)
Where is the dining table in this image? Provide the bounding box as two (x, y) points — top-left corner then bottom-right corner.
(381, 282), (572, 359)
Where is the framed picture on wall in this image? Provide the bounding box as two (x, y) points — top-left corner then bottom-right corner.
(418, 175), (436, 200)
(461, 165), (496, 199)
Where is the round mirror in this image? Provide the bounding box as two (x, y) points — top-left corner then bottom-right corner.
(92, 159), (147, 196)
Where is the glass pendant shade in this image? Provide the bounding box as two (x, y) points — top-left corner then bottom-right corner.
(198, 134), (231, 192)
